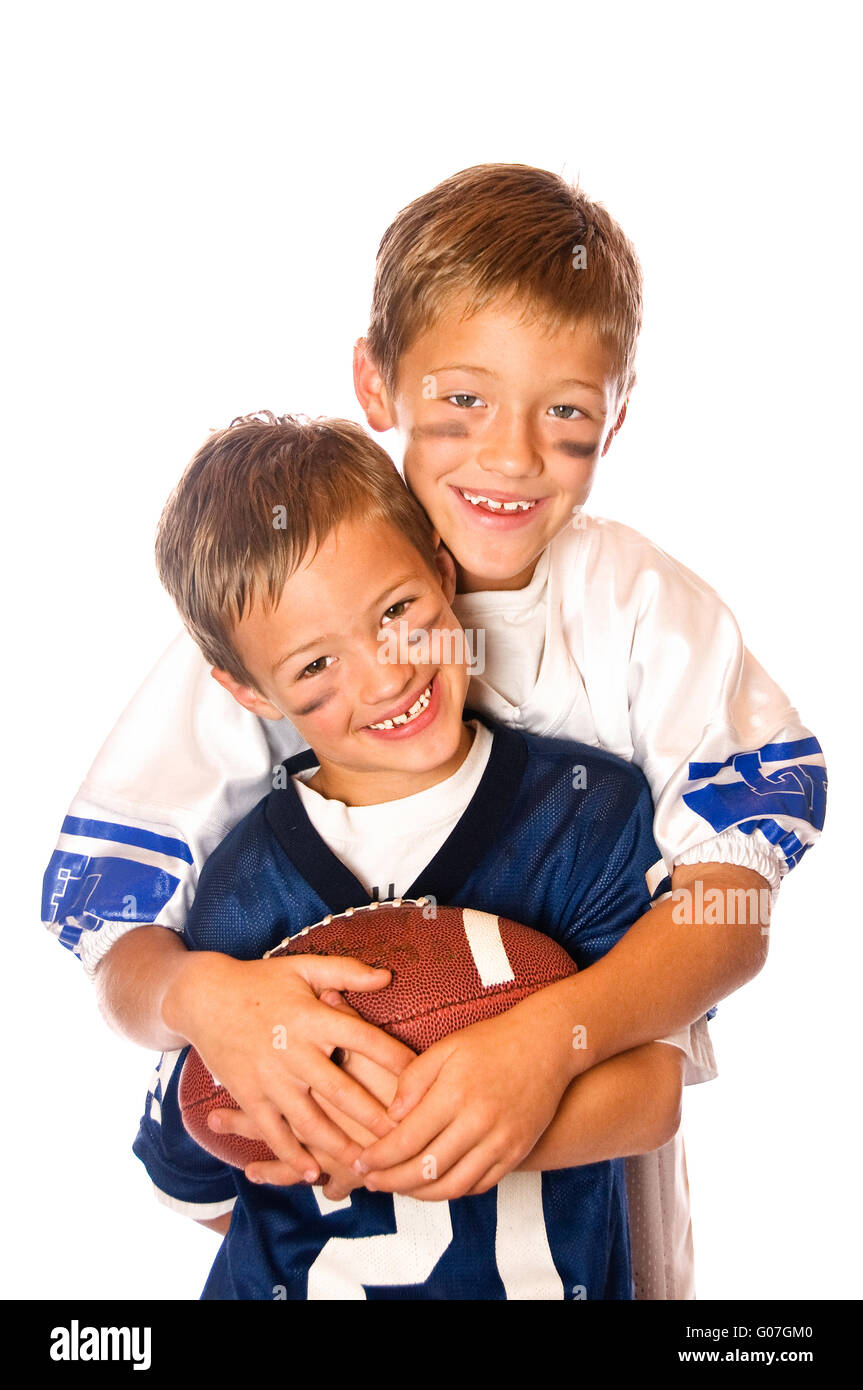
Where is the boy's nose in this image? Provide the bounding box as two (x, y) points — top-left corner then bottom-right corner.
(355, 642), (418, 712)
(477, 413), (542, 479)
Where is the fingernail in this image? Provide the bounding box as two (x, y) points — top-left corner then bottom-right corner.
(352, 1160), (369, 1175)
(247, 1172), (264, 1185)
(303, 1169), (319, 1183)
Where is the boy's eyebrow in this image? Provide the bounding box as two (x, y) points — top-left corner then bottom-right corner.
(272, 636), (336, 674)
(369, 576), (419, 608)
(431, 363), (499, 377)
(430, 365), (606, 398)
(554, 377), (607, 398)
(271, 577), (419, 673)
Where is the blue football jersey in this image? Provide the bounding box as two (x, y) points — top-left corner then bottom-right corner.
(134, 717), (668, 1300)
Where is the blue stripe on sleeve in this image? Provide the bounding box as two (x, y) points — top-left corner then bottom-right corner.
(689, 737), (824, 781)
(737, 817), (811, 870)
(42, 849), (183, 948)
(682, 740), (827, 866)
(61, 816), (194, 864)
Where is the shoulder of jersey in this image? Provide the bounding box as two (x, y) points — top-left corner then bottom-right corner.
(195, 797), (275, 884)
(550, 511), (653, 554)
(550, 512), (731, 610)
(516, 725), (649, 800)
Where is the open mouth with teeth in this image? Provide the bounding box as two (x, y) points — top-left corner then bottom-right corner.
(458, 488), (537, 513)
(367, 681), (433, 730)
(362, 675), (442, 740)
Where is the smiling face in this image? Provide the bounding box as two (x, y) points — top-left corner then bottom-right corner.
(212, 514), (473, 807)
(357, 298), (627, 592)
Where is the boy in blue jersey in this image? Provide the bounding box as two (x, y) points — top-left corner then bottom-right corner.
(133, 412), (684, 1299)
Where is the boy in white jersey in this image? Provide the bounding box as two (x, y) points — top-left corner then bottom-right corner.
(43, 165), (825, 1298)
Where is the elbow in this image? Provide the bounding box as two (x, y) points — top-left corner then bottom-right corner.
(649, 1087), (683, 1152)
(752, 920), (770, 977)
(638, 1045), (685, 1154)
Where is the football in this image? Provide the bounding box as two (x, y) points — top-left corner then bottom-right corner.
(179, 898), (577, 1168)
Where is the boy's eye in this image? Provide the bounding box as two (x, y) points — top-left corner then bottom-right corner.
(299, 655), (335, 679)
(382, 599), (413, 622)
(446, 393), (484, 409)
(548, 404), (584, 420)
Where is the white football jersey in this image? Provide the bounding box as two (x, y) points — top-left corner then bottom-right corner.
(455, 514), (825, 893)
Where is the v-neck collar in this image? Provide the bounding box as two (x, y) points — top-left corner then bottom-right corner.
(263, 713), (528, 917)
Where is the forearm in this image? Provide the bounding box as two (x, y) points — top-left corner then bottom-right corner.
(196, 1212), (232, 1236)
(94, 925), (199, 1051)
(515, 862), (769, 1081)
(519, 1042), (684, 1171)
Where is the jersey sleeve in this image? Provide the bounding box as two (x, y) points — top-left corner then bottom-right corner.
(41, 631), (306, 976)
(585, 522), (827, 890)
(563, 756), (666, 968)
(133, 1047), (238, 1220)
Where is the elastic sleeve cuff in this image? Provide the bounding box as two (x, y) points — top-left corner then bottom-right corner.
(78, 918), (184, 980)
(672, 826), (784, 896)
(151, 1184), (237, 1222)
(655, 1016), (718, 1087)
(132, 1129), (237, 1214)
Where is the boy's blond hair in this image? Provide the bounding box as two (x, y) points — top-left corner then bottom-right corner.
(367, 163), (642, 399)
(156, 412), (439, 689)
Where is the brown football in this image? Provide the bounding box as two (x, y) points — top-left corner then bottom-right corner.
(178, 899), (577, 1168)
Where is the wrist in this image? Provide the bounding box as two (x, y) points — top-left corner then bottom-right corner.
(160, 948), (231, 1046)
(510, 977), (596, 1088)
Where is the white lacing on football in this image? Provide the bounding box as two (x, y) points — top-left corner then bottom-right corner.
(263, 897), (434, 957)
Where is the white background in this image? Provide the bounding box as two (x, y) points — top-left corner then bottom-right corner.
(4, 0), (860, 1300)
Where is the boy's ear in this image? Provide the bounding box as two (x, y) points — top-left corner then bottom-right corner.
(601, 397), (629, 457)
(210, 667), (284, 721)
(353, 338), (397, 432)
(433, 538), (458, 603)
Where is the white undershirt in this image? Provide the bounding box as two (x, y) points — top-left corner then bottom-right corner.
(452, 549), (549, 710)
(292, 721), (493, 899)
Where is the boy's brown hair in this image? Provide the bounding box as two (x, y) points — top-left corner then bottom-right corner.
(156, 412), (439, 689)
(367, 163), (642, 399)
